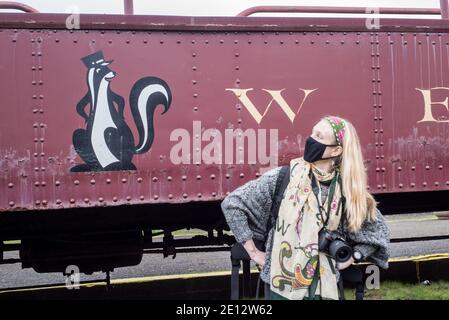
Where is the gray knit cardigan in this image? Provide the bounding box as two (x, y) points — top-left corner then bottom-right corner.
(221, 166), (391, 284)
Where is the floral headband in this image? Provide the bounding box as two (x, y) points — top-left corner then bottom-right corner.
(324, 116), (346, 146)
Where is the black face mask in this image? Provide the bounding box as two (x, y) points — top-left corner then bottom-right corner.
(304, 136), (340, 163)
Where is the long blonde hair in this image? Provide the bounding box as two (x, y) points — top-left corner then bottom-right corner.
(321, 115), (378, 233)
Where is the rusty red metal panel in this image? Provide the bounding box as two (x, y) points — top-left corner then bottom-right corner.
(1, 14), (449, 213)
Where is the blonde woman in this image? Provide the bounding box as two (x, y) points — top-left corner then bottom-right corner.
(221, 115), (390, 300)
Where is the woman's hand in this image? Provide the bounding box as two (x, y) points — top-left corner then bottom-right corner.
(243, 239), (266, 268)
(251, 250), (266, 269)
(336, 257), (354, 270)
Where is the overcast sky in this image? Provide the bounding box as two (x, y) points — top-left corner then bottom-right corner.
(2, 0), (443, 18)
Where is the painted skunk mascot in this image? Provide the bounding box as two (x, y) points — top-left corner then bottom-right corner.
(71, 51), (172, 172)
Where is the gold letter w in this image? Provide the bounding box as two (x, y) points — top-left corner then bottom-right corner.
(225, 88), (317, 124)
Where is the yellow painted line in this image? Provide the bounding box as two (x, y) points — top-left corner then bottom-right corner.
(2, 254), (449, 295)
(0, 269), (261, 294)
(386, 215), (439, 223)
(389, 253), (449, 263)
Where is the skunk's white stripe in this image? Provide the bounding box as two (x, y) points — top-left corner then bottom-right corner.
(135, 84), (168, 153)
(91, 78), (119, 167)
(88, 68), (95, 108)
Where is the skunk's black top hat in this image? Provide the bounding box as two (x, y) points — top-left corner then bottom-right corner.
(81, 51), (113, 68)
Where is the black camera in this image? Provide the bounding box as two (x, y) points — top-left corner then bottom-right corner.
(318, 229), (353, 263)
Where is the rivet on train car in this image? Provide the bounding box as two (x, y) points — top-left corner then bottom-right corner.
(280, 40), (283, 44)
(55, 180), (60, 186)
(121, 178), (127, 183)
(99, 197), (104, 203)
(375, 168), (380, 172)
(143, 40), (148, 44)
(34, 181), (40, 187)
(193, 107), (198, 112)
(31, 39), (34, 43)
(196, 175), (201, 180)
(340, 40), (344, 44)
(446, 181), (449, 186)
(8, 201), (15, 207)
(33, 153), (38, 157)
(34, 138), (38, 143)
(212, 192), (217, 197)
(74, 180), (79, 185)
(40, 152), (45, 157)
(235, 53), (239, 57)
(226, 191), (230, 196)
(39, 81), (43, 86)
(256, 172), (261, 177)
(435, 182), (439, 186)
(264, 40), (268, 44)
(398, 167), (402, 171)
(137, 177), (143, 183)
(237, 118), (242, 124)
(225, 174), (230, 179)
(181, 175), (187, 181)
(32, 81), (37, 85)
(40, 138), (44, 142)
(310, 40), (314, 44)
(193, 93), (198, 98)
(167, 176), (172, 181)
(192, 66), (197, 71)
(197, 193), (202, 198)
(234, 40), (238, 44)
(192, 53), (196, 57)
(73, 39), (77, 43)
(418, 41), (422, 45)
(381, 168), (385, 172)
(410, 183), (415, 188)
(235, 66), (239, 70)
(380, 142), (384, 146)
(381, 155), (385, 159)
(8, 183), (13, 188)
(126, 40), (130, 44)
(192, 80), (197, 84)
(35, 200), (41, 205)
(411, 166), (416, 171)
(423, 182), (427, 187)
(374, 129), (378, 133)
(432, 41), (436, 45)
(248, 40), (252, 44)
(356, 41), (360, 44)
(425, 165), (430, 170)
(389, 41), (393, 45)
(439, 165), (443, 170)
(191, 40), (195, 44)
(398, 183), (403, 188)
(90, 179), (95, 185)
(240, 173), (244, 178)
(113, 197), (118, 202)
(106, 178), (111, 184)
(236, 79), (240, 84)
(382, 184), (386, 189)
(109, 40), (113, 44)
(296, 40), (299, 44)
(168, 194), (173, 199)
(177, 40), (181, 44)
(56, 199), (62, 205)
(152, 177), (158, 182)
(140, 195), (144, 200)
(404, 41), (408, 45)
(41, 181), (46, 187)
(153, 195), (159, 200)
(183, 193), (188, 199)
(126, 196), (131, 201)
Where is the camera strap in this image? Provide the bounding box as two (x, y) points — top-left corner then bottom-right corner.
(310, 170), (341, 229)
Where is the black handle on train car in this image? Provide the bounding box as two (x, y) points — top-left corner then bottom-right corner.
(0, 1), (39, 13)
(236, 4), (449, 20)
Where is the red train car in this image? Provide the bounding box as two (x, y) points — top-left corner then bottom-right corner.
(1, 2), (449, 273)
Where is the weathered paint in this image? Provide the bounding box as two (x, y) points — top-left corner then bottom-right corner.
(1, 14), (449, 212)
